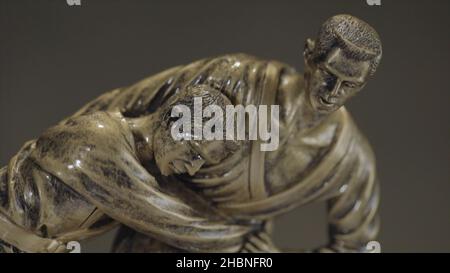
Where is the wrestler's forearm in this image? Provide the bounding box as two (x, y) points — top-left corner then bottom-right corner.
(322, 177), (380, 252)
(33, 157), (250, 252)
(2, 109), (254, 253)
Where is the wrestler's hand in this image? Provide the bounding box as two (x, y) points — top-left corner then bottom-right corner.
(240, 231), (280, 253)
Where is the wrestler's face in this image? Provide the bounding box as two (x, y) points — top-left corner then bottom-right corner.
(305, 47), (371, 114)
(153, 128), (203, 176)
(153, 127), (230, 176)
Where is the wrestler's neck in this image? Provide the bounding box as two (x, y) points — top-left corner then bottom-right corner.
(127, 114), (158, 162)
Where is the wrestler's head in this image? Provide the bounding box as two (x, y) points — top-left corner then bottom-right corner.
(303, 14), (382, 114)
(153, 85), (241, 176)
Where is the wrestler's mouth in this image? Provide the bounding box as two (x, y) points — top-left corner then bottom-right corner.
(169, 160), (185, 174)
(170, 160), (201, 176)
(319, 96), (337, 107)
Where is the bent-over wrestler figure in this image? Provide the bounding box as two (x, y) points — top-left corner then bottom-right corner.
(0, 15), (382, 253)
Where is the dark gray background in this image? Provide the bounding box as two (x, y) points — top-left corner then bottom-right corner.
(1, 0), (449, 252)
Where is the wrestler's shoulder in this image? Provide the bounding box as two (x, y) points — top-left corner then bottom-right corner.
(61, 111), (130, 135)
(211, 53), (290, 65)
(335, 107), (375, 162)
(158, 53), (295, 76)
(193, 53), (267, 65)
(33, 111), (134, 163)
(215, 53), (260, 61)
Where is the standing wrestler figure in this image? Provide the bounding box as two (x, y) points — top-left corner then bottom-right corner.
(0, 14), (381, 253)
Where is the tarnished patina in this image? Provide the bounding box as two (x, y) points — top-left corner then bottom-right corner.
(0, 14), (382, 253)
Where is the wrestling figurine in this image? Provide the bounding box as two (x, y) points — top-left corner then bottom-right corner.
(0, 14), (382, 253)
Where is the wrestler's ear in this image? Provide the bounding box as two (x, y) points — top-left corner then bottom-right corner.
(303, 38), (315, 62)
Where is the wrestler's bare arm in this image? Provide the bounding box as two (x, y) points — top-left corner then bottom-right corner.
(322, 133), (380, 252)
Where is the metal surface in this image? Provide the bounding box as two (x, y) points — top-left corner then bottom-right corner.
(0, 14), (381, 253)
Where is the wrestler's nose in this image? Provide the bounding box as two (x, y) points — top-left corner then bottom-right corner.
(331, 80), (342, 96)
(185, 159), (205, 176)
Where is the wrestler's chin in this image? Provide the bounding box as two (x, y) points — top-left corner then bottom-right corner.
(156, 162), (175, 176)
(310, 94), (340, 114)
(159, 168), (172, 176)
(309, 94), (326, 113)
(157, 161), (190, 176)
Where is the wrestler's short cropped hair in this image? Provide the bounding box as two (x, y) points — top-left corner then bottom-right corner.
(161, 84), (229, 130)
(313, 14), (382, 75)
(160, 84), (242, 156)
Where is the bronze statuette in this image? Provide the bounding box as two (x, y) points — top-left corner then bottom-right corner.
(0, 14), (382, 253)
